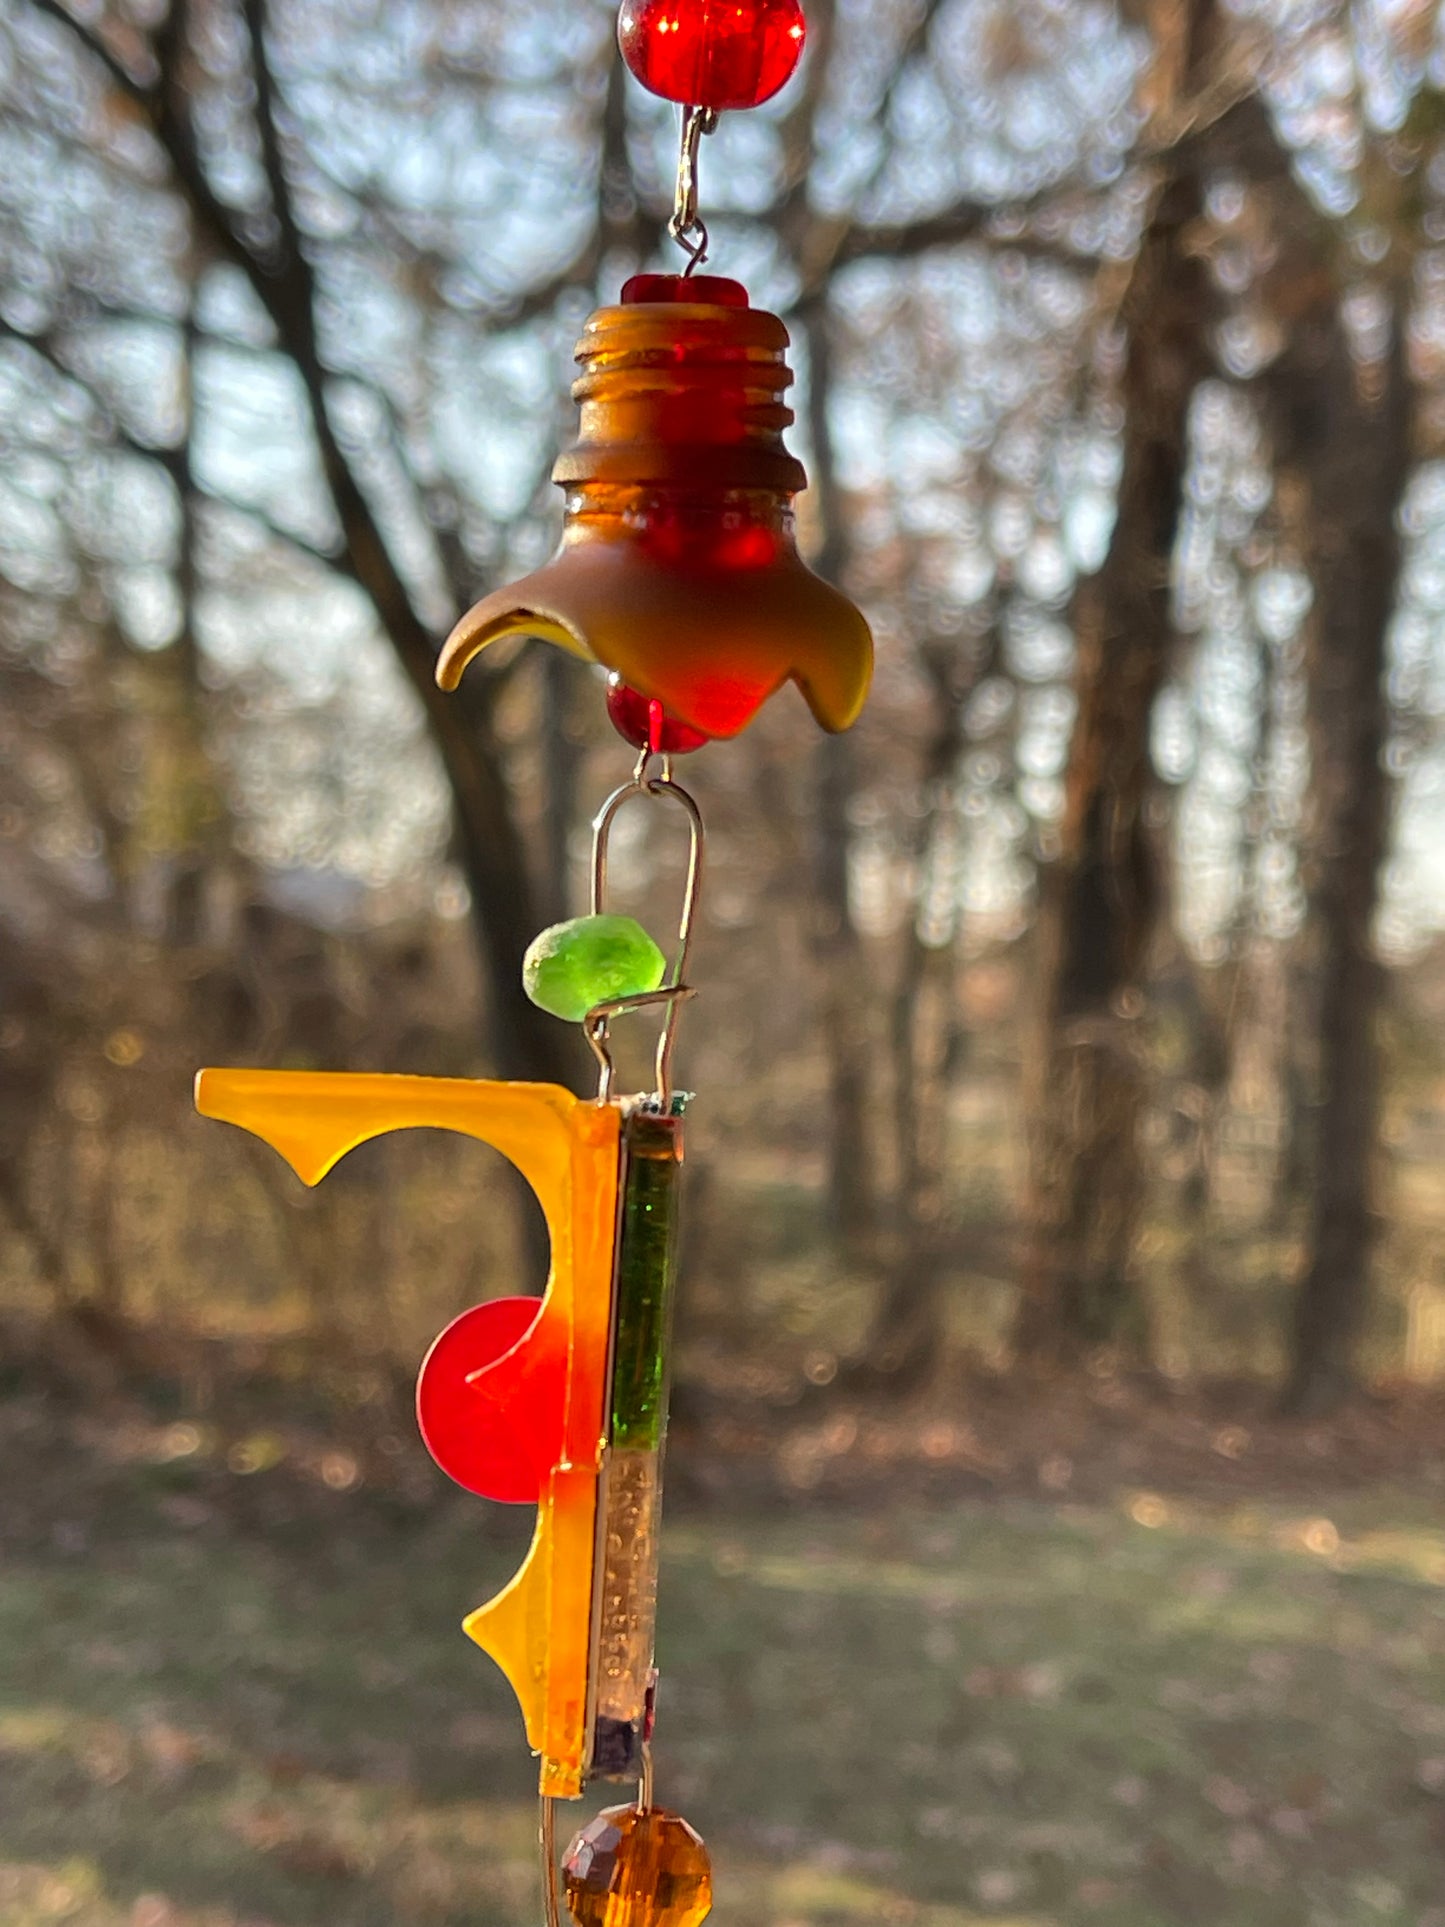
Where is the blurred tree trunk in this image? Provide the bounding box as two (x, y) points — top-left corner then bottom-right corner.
(153, 306), (224, 948)
(1014, 159), (1212, 1364)
(1270, 303), (1410, 1415)
(813, 733), (874, 1246)
(864, 655), (967, 1381)
(803, 309), (875, 1250)
(1274, 1015), (1315, 1229)
(539, 652), (582, 928)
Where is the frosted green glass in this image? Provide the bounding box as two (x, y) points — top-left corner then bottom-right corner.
(522, 914), (666, 1023)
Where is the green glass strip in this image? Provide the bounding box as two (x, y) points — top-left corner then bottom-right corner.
(608, 1109), (683, 1450)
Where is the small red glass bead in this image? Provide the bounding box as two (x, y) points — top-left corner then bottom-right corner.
(618, 0), (806, 111)
(621, 272), (748, 308)
(606, 675), (711, 755)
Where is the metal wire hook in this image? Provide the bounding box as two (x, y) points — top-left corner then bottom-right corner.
(669, 105), (717, 274)
(585, 985), (697, 1107)
(587, 754), (704, 1106)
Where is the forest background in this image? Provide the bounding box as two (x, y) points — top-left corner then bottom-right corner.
(3, 0), (1445, 1920)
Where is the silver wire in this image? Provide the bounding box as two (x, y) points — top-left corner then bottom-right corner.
(669, 105), (717, 273)
(636, 1738), (655, 1815)
(586, 752), (704, 1106)
(540, 1794), (562, 1927)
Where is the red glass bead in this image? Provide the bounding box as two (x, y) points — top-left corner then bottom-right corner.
(606, 675), (711, 755)
(620, 273), (748, 308)
(617, 0), (805, 111)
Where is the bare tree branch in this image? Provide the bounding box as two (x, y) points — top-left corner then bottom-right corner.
(240, 0), (301, 273)
(24, 0), (154, 109)
(0, 312), (338, 567)
(21, 0), (573, 1085)
(829, 201), (1019, 271)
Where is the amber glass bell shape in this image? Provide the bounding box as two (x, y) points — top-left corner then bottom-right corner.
(436, 274), (872, 739)
(562, 1805), (713, 1927)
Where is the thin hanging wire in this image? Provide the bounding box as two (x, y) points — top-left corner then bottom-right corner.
(541, 1794), (563, 1927)
(585, 747), (704, 1106)
(669, 105), (717, 273)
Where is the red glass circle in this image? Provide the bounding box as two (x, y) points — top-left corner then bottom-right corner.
(605, 675), (711, 754)
(416, 1297), (558, 1503)
(617, 0), (805, 110)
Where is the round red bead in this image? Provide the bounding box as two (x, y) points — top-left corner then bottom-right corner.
(606, 675), (711, 755)
(618, 0), (805, 110)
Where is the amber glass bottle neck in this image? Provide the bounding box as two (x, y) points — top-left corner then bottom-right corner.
(563, 483), (794, 524)
(551, 298), (807, 495)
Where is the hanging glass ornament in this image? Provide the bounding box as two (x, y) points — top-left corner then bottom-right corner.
(196, 4), (870, 1924)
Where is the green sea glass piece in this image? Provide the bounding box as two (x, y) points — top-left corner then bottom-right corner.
(522, 913), (667, 1023)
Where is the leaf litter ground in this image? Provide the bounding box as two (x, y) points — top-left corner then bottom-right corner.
(0, 1384), (1443, 1927)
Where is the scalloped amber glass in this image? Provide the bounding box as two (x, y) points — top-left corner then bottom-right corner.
(436, 275), (871, 739)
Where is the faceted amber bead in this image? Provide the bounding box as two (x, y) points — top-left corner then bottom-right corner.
(562, 1805), (712, 1927)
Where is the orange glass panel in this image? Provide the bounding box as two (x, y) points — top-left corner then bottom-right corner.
(194, 1068), (620, 1796)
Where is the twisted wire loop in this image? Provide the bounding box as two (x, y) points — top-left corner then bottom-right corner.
(586, 748), (704, 1106)
(669, 105), (717, 273)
